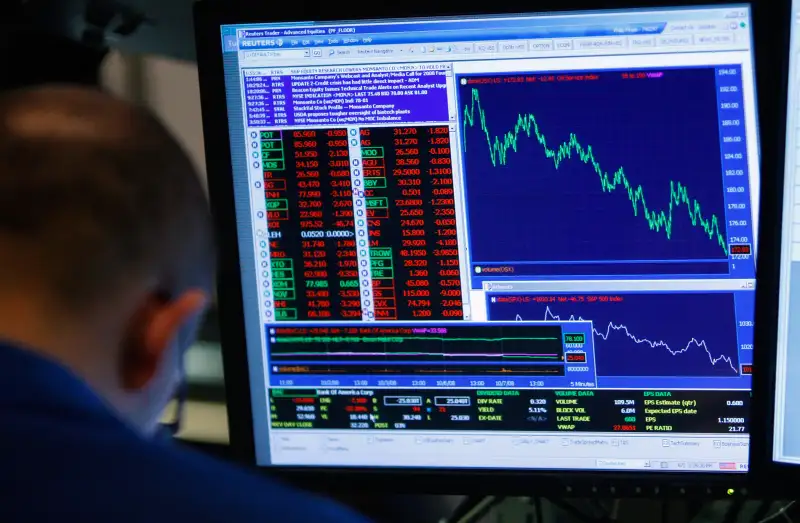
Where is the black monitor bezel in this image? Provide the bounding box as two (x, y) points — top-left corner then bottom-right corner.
(194, 0), (789, 496)
(749, 0), (800, 498)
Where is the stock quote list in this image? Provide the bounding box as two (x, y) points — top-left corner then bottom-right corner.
(262, 125), (464, 322)
(262, 128), (360, 321)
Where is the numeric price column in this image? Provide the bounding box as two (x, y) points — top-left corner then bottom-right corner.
(391, 126), (430, 320)
(324, 129), (363, 320)
(427, 126), (464, 319)
(292, 131), (331, 320)
(293, 129), (361, 320)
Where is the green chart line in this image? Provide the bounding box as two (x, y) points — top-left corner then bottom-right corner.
(462, 87), (729, 256)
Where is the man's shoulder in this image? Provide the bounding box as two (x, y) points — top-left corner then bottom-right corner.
(0, 410), (368, 523)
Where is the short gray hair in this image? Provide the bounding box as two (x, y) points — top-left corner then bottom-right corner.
(0, 85), (215, 307)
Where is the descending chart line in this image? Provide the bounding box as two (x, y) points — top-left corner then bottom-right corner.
(462, 86), (729, 256)
(514, 307), (738, 374)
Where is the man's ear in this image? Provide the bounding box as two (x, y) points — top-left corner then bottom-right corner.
(120, 289), (208, 391)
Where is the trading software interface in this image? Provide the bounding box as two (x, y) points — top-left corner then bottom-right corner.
(220, 4), (758, 472)
(775, 0), (800, 465)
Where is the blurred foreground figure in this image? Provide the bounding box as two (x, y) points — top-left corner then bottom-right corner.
(0, 85), (369, 523)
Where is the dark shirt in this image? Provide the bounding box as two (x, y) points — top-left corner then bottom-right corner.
(0, 342), (368, 522)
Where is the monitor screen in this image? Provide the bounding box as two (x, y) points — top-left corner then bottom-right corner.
(773, 0), (800, 466)
(218, 4), (758, 472)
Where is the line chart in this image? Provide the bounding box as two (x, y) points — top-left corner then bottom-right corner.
(457, 67), (738, 273)
(463, 88), (728, 256)
(488, 292), (740, 377)
(532, 306), (737, 373)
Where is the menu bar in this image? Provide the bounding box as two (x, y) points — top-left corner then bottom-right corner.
(239, 30), (745, 64)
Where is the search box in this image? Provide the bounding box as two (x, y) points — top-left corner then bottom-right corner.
(242, 50), (308, 61)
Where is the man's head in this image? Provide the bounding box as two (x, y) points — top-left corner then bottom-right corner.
(0, 85), (215, 436)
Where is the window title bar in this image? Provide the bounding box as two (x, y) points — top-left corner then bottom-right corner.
(236, 23), (672, 50)
(222, 6), (748, 51)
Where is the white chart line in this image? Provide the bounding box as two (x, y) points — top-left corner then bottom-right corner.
(513, 307), (739, 374)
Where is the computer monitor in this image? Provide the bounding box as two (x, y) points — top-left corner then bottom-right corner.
(194, 1), (779, 491)
(754, 0), (800, 480)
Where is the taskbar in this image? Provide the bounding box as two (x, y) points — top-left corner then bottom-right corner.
(266, 430), (749, 472)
